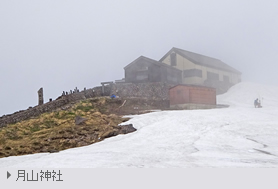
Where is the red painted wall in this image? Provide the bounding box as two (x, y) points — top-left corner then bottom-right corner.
(169, 85), (216, 106)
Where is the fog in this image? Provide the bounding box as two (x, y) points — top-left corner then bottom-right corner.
(1, 0), (278, 116)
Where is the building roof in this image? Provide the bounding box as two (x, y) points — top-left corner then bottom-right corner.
(159, 47), (241, 74)
(124, 56), (181, 72)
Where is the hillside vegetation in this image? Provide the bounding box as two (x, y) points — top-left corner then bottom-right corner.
(0, 97), (131, 158)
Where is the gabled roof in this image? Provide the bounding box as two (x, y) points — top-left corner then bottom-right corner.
(159, 47), (241, 74)
(124, 56), (181, 72)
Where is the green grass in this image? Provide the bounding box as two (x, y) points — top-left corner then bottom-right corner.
(43, 120), (56, 128)
(75, 105), (94, 112)
(29, 123), (41, 133)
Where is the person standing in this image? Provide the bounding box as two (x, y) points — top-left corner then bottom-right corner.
(254, 98), (258, 108)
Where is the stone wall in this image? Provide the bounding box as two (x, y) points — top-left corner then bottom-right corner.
(0, 86), (105, 128)
(0, 98), (69, 128)
(0, 82), (173, 128)
(111, 82), (174, 100)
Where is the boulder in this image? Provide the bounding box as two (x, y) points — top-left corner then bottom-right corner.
(75, 116), (87, 125)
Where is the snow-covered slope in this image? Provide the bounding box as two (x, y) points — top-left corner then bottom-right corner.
(218, 81), (278, 108)
(1, 82), (278, 168)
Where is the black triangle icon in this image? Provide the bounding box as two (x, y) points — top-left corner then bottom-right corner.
(7, 171), (11, 179)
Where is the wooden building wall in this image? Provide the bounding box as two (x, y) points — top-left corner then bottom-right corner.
(169, 85), (216, 106)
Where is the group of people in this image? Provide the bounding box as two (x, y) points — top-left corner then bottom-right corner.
(254, 98), (262, 108)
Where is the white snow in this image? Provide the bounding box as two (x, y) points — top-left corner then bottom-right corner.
(1, 82), (278, 168)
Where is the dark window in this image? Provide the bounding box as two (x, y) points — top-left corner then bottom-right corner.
(170, 53), (177, 66)
(207, 71), (219, 81)
(223, 75), (229, 83)
(183, 69), (202, 78)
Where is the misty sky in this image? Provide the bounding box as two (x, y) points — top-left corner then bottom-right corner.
(1, 0), (278, 116)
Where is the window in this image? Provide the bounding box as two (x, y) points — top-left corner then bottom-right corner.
(170, 53), (177, 66)
(183, 69), (202, 78)
(207, 71), (219, 81)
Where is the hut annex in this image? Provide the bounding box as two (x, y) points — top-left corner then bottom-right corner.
(169, 84), (216, 109)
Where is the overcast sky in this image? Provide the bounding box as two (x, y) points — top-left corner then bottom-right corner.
(1, 0), (278, 116)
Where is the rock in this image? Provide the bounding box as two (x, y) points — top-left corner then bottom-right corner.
(75, 116), (87, 125)
(100, 124), (136, 139)
(118, 124), (136, 134)
(49, 149), (59, 153)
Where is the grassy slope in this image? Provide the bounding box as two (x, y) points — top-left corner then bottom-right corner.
(0, 97), (129, 158)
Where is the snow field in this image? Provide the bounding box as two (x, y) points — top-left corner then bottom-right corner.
(0, 82), (278, 168)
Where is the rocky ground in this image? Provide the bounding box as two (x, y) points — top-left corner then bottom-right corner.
(0, 97), (138, 158)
